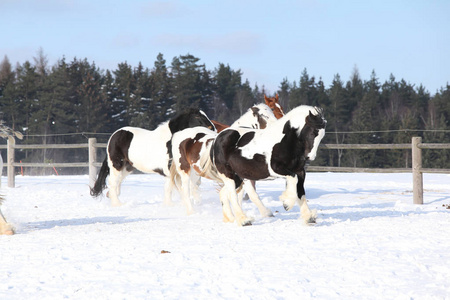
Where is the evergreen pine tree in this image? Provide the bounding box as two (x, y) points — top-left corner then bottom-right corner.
(278, 77), (290, 111)
(150, 53), (173, 125)
(112, 62), (134, 128)
(171, 54), (203, 112)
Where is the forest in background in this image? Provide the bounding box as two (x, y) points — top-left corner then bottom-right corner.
(0, 50), (449, 174)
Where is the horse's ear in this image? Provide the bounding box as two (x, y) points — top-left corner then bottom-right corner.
(305, 111), (315, 126)
(264, 95), (269, 103)
(282, 120), (292, 134)
(275, 94), (279, 102)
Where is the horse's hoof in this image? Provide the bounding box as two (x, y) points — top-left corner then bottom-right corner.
(262, 209), (274, 218)
(1, 225), (15, 235)
(223, 216), (235, 223)
(237, 216), (254, 226)
(301, 215), (317, 225)
(111, 202), (124, 207)
(281, 196), (296, 211)
(283, 203), (295, 211)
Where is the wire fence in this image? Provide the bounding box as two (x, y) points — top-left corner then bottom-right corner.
(11, 128), (450, 138)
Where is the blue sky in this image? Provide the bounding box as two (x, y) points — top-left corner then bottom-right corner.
(1, 0), (449, 95)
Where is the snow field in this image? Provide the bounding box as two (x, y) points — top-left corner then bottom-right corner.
(1, 173), (449, 299)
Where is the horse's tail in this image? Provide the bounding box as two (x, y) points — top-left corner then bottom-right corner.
(90, 157), (109, 197)
(199, 146), (223, 186)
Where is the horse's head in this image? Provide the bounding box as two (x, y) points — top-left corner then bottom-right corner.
(285, 106), (326, 161)
(302, 107), (326, 161)
(264, 94), (285, 119)
(168, 108), (216, 133)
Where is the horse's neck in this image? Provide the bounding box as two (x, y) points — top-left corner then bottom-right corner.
(211, 120), (229, 133)
(231, 111), (255, 128)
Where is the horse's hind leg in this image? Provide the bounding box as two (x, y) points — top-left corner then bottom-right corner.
(108, 167), (129, 206)
(179, 171), (195, 215)
(243, 180), (273, 218)
(223, 179), (253, 226)
(190, 172), (201, 205)
(219, 186), (234, 223)
(163, 177), (175, 206)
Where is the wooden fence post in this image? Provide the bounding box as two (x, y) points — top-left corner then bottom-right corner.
(7, 138), (15, 188)
(412, 137), (423, 204)
(88, 138), (97, 188)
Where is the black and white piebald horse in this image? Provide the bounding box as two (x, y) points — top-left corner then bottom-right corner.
(170, 103), (277, 215)
(211, 105), (326, 226)
(90, 108), (216, 206)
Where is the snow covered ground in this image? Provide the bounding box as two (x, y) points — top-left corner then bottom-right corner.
(0, 172), (449, 299)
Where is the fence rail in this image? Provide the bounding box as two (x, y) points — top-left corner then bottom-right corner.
(2, 137), (450, 205)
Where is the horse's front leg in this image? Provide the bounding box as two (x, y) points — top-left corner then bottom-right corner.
(295, 169), (316, 224)
(279, 175), (299, 211)
(297, 195), (317, 224)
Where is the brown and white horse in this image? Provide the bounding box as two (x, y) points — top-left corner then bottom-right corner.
(170, 103), (277, 215)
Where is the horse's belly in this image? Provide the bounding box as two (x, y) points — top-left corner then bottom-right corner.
(128, 145), (169, 175)
(231, 153), (270, 181)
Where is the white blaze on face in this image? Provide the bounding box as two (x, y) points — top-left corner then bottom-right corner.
(307, 128), (325, 161)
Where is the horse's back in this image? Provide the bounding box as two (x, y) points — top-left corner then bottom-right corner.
(108, 125), (172, 175)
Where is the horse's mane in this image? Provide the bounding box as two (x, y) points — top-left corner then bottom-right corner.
(176, 107), (201, 115)
(306, 107), (326, 129)
(281, 105), (325, 132)
(168, 108), (204, 133)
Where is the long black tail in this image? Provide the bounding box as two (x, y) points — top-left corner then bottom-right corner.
(90, 157), (109, 197)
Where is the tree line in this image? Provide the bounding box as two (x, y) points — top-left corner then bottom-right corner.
(0, 50), (449, 174)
